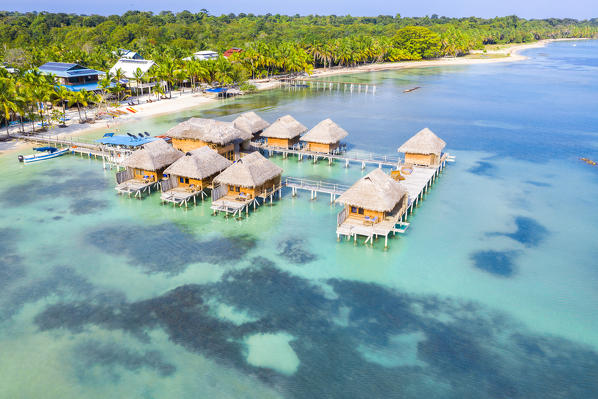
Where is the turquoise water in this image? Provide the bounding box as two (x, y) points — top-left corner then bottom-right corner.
(1, 40), (598, 398)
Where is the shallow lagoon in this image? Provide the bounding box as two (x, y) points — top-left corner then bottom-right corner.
(1, 40), (598, 398)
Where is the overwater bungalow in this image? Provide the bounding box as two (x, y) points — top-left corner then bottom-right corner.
(165, 118), (252, 161)
(335, 169), (409, 247)
(260, 115), (307, 149)
(115, 139), (183, 197)
(161, 147), (232, 206)
(211, 152), (283, 216)
(398, 128), (446, 167)
(301, 118), (348, 154)
(233, 112), (270, 138)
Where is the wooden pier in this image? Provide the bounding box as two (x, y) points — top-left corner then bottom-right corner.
(115, 169), (160, 198)
(254, 142), (400, 169)
(285, 177), (350, 203)
(282, 78), (376, 94)
(14, 133), (131, 169)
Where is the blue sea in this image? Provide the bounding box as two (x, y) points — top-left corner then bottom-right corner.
(1, 40), (597, 398)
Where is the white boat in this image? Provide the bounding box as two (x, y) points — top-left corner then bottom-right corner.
(18, 147), (69, 164)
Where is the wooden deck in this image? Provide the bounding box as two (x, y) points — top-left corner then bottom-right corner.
(161, 187), (207, 207)
(282, 78), (376, 93)
(210, 184), (283, 217)
(115, 179), (160, 198)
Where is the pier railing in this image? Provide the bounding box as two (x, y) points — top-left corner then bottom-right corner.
(285, 177), (350, 195)
(337, 207), (348, 226)
(116, 168), (133, 184)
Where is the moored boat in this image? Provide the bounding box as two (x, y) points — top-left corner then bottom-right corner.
(18, 146), (69, 164)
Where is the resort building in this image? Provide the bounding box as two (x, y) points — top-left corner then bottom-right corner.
(223, 47), (243, 58)
(260, 115), (307, 149)
(398, 128), (446, 167)
(161, 146), (232, 206)
(233, 112), (270, 138)
(165, 118), (252, 160)
(211, 152), (283, 215)
(38, 62), (106, 91)
(109, 58), (157, 92)
(115, 139), (183, 197)
(183, 50), (219, 61)
(301, 118), (348, 154)
(112, 49), (144, 60)
(335, 168), (409, 246)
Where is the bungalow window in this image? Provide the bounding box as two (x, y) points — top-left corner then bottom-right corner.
(351, 206), (357, 213)
(235, 186), (240, 192)
(180, 177), (184, 183)
(358, 208), (364, 215)
(185, 178), (189, 184)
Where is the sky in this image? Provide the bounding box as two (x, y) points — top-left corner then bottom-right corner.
(4, 0), (597, 20)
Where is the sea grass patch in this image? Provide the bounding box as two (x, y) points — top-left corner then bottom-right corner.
(471, 250), (518, 277)
(487, 216), (549, 247)
(69, 198), (109, 215)
(277, 238), (317, 264)
(73, 340), (176, 382)
(86, 223), (256, 275)
(34, 269), (598, 399)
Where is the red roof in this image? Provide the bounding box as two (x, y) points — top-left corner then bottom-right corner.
(223, 48), (243, 58)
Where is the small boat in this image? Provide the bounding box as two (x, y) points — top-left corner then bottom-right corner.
(18, 146), (69, 164)
(403, 86), (421, 93)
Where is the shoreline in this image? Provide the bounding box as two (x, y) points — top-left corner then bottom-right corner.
(1, 38), (589, 155)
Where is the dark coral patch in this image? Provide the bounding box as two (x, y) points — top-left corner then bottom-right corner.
(471, 250), (517, 276)
(73, 340), (176, 381)
(70, 198), (109, 215)
(0, 228), (25, 290)
(86, 223), (256, 275)
(277, 238), (317, 264)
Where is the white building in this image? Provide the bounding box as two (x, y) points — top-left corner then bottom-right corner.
(183, 50), (219, 61)
(110, 58), (157, 92)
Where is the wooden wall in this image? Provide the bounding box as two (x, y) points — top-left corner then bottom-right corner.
(226, 175), (282, 199)
(267, 137), (299, 149)
(132, 168), (159, 181)
(348, 206), (385, 222)
(175, 176), (205, 189)
(306, 141), (338, 154)
(405, 152), (438, 167)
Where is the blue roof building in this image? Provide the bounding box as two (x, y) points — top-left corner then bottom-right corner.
(38, 62), (106, 91)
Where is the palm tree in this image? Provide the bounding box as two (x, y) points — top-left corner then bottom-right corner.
(98, 72), (113, 112)
(0, 78), (18, 137)
(52, 85), (71, 126)
(72, 90), (88, 123)
(132, 67), (144, 104)
(112, 68), (126, 102)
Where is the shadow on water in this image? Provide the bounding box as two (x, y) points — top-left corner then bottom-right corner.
(33, 261), (598, 399)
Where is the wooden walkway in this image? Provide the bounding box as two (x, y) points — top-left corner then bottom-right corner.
(282, 78), (376, 93)
(285, 177), (351, 203)
(254, 142), (400, 169)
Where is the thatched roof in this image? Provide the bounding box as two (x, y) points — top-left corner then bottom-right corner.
(336, 169), (407, 212)
(398, 128), (446, 155)
(124, 139), (183, 171)
(260, 115), (307, 139)
(163, 146), (232, 179)
(233, 112), (270, 135)
(214, 152), (283, 188)
(165, 118), (252, 145)
(301, 118), (348, 144)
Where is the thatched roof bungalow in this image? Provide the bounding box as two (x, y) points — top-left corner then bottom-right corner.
(123, 139), (183, 182)
(233, 112), (270, 137)
(301, 118), (348, 154)
(214, 152), (283, 199)
(165, 117), (252, 160)
(163, 146), (232, 190)
(398, 128), (446, 167)
(336, 169), (408, 224)
(260, 115), (307, 149)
